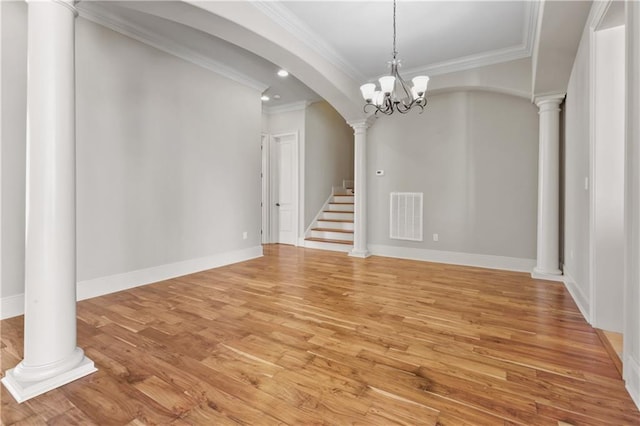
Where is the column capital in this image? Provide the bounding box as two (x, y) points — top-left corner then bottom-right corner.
(347, 115), (377, 132)
(534, 93), (565, 108)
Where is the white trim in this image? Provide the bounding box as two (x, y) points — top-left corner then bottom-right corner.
(530, 0), (544, 93)
(264, 101), (310, 115)
(77, 246), (263, 301)
(368, 244), (535, 273)
(531, 270), (564, 282)
(298, 109), (306, 240)
(624, 354), (640, 410)
(0, 0), (3, 326)
(0, 247), (263, 319)
(561, 271), (591, 323)
(523, 0), (540, 58)
(404, 43), (531, 79)
(0, 294), (24, 320)
(270, 132), (300, 246)
(428, 86), (531, 101)
(2, 355), (96, 403)
(261, 134), (270, 244)
(303, 192), (334, 239)
(76, 3), (268, 92)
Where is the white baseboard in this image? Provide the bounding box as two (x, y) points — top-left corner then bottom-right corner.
(624, 354), (640, 411)
(76, 246), (263, 301)
(561, 270), (591, 323)
(0, 294), (25, 321)
(368, 244), (535, 273)
(0, 246), (263, 320)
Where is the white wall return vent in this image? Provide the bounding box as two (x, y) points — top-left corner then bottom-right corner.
(390, 192), (423, 241)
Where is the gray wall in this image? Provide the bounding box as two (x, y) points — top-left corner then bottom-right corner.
(593, 25), (625, 332)
(368, 90), (538, 260)
(1, 12), (262, 303)
(1, 1), (27, 299)
(76, 18), (262, 282)
(304, 101), (353, 228)
(564, 21), (592, 312)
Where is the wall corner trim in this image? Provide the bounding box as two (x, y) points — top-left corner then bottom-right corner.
(624, 354), (640, 411)
(368, 244), (536, 273)
(562, 270), (591, 323)
(0, 246), (263, 320)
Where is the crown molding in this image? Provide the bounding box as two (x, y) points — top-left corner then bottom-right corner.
(401, 1), (538, 79)
(76, 2), (268, 93)
(523, 0), (540, 57)
(251, 1), (366, 82)
(402, 44), (532, 79)
(263, 100), (311, 115)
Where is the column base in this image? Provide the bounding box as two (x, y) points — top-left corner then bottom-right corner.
(1, 353), (96, 403)
(531, 267), (564, 282)
(349, 249), (371, 258)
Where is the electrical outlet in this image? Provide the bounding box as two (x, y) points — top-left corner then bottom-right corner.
(242, 231), (248, 240)
(433, 233), (439, 242)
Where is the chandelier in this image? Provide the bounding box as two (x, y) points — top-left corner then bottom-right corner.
(360, 0), (429, 115)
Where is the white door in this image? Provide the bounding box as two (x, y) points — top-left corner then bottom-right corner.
(271, 133), (298, 245)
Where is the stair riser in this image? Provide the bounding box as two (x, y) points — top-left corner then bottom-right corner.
(303, 240), (352, 252)
(327, 204), (354, 212)
(317, 221), (354, 231)
(310, 230), (354, 241)
(333, 196), (354, 203)
(321, 212), (354, 220)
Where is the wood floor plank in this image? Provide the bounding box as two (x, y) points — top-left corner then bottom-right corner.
(1, 245), (639, 425)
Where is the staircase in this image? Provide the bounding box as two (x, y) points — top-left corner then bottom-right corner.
(304, 188), (354, 252)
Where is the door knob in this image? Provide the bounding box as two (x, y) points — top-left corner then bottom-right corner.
(276, 203), (281, 206)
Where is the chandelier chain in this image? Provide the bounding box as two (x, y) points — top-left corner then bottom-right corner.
(392, 0), (397, 59)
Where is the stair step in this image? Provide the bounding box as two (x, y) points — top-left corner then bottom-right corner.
(310, 229), (354, 241)
(325, 204), (354, 212)
(333, 195), (354, 203)
(312, 227), (354, 234)
(321, 211), (354, 220)
(305, 237), (353, 245)
(317, 220), (353, 231)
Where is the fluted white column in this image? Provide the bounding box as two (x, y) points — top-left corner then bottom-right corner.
(347, 119), (371, 258)
(532, 93), (565, 278)
(1, 0), (96, 403)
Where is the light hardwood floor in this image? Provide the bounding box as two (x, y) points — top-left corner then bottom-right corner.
(2, 245), (639, 425)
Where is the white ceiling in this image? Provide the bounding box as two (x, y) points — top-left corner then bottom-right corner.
(78, 1), (539, 108)
(260, 1), (537, 81)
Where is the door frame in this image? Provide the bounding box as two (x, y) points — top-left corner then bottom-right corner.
(261, 133), (270, 244)
(263, 131), (299, 245)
